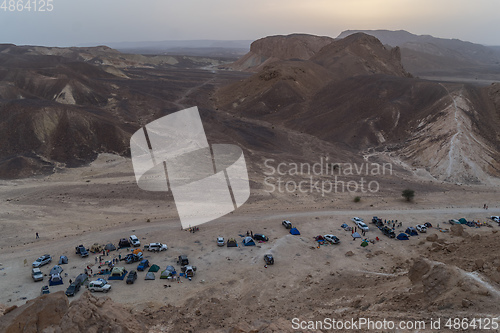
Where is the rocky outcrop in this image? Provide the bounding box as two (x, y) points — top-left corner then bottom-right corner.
(229, 34), (333, 71)
(0, 291), (146, 333)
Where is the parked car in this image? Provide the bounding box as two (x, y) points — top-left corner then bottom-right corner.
(126, 270), (138, 284)
(264, 254), (274, 265)
(405, 227), (419, 236)
(129, 235), (141, 247)
(282, 220), (292, 229)
(380, 226), (396, 238)
(32, 268), (44, 282)
(137, 259), (150, 271)
(88, 279), (111, 293)
(32, 254), (52, 268)
(125, 253), (143, 264)
(217, 237), (225, 247)
(75, 245), (89, 257)
(372, 217), (383, 228)
(144, 242), (168, 252)
(490, 216), (500, 223)
(181, 265), (197, 278)
(351, 217), (364, 223)
(324, 234), (340, 244)
(177, 255), (189, 266)
(253, 234), (269, 241)
(416, 224), (427, 233)
(355, 221), (369, 231)
(65, 283), (81, 297)
(118, 238), (131, 248)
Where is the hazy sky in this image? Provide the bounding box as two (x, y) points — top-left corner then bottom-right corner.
(1, 0), (499, 46)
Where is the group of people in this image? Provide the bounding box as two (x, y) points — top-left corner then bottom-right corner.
(483, 204), (489, 210)
(384, 219), (402, 229)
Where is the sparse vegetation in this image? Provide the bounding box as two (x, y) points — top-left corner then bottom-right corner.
(402, 189), (415, 202)
(354, 196), (361, 203)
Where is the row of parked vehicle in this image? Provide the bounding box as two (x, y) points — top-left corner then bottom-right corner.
(370, 216), (430, 238)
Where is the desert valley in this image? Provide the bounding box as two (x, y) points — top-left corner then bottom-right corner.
(0, 30), (500, 332)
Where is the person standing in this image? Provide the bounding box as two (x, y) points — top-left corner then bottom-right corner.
(36, 232), (39, 239)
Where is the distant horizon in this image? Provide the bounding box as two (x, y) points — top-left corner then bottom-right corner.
(4, 29), (500, 49)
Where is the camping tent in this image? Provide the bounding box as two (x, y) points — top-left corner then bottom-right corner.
(424, 222), (433, 228)
(90, 243), (103, 253)
(145, 272), (155, 280)
(341, 223), (349, 229)
(361, 240), (369, 247)
(459, 218), (468, 224)
(148, 264), (160, 272)
(50, 265), (63, 275)
(227, 238), (238, 247)
(49, 273), (63, 286)
(160, 265), (176, 279)
(74, 273), (88, 286)
(132, 248), (142, 255)
(58, 256), (68, 265)
(405, 227), (418, 236)
(397, 233), (409, 240)
(104, 243), (116, 251)
(109, 267), (127, 280)
(352, 232), (361, 239)
(290, 228), (300, 235)
(160, 270), (173, 279)
(242, 237), (256, 246)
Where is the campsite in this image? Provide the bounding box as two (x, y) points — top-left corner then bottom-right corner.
(3, 200), (499, 312)
(0, 157), (499, 331)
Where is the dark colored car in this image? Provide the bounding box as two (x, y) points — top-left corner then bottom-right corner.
(118, 238), (131, 248)
(65, 283), (81, 296)
(75, 245), (89, 257)
(177, 255), (189, 266)
(126, 270), (138, 284)
(405, 227), (418, 236)
(137, 259), (149, 271)
(372, 217), (384, 228)
(253, 234), (269, 241)
(380, 226), (396, 238)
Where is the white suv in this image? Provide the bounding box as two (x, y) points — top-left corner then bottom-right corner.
(88, 279), (111, 293)
(129, 235), (140, 247)
(32, 254), (52, 268)
(355, 221), (369, 231)
(145, 242), (167, 252)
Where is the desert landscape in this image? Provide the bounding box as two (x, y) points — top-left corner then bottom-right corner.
(0, 30), (500, 332)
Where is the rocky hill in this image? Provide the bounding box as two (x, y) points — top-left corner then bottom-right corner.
(337, 30), (500, 77)
(216, 33), (500, 184)
(0, 291), (146, 332)
(228, 33), (334, 71)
